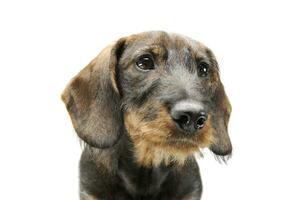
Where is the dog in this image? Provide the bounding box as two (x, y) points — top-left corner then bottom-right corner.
(62, 31), (232, 200)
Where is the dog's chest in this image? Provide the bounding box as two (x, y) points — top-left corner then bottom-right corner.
(118, 163), (170, 197)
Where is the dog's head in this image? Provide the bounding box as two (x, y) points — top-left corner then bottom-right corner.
(62, 31), (232, 166)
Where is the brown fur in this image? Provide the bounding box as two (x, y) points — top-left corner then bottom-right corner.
(124, 105), (213, 167)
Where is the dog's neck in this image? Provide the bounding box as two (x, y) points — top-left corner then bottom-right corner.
(86, 134), (191, 196)
(116, 135), (175, 195)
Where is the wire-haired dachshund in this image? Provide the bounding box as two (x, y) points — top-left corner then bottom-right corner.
(62, 31), (232, 200)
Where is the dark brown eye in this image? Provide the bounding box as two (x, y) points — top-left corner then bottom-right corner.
(136, 55), (155, 71)
(197, 62), (209, 77)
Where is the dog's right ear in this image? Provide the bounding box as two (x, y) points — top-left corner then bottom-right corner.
(62, 38), (126, 148)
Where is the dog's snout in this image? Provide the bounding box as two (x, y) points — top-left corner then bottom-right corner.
(170, 100), (207, 134)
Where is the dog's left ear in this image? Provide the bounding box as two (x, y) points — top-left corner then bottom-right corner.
(210, 83), (232, 156)
(62, 38), (126, 148)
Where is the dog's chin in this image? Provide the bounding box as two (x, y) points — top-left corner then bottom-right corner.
(165, 137), (201, 150)
(166, 125), (213, 149)
(131, 136), (202, 167)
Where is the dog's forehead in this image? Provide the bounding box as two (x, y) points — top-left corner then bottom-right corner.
(125, 31), (208, 54)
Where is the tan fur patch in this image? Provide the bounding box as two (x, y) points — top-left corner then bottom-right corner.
(124, 106), (213, 167)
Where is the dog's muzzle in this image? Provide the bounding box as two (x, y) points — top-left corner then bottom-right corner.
(170, 100), (207, 135)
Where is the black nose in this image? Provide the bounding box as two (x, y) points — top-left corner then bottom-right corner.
(170, 101), (207, 134)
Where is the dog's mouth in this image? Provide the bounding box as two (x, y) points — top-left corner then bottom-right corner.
(165, 137), (200, 148)
(167, 136), (198, 143)
(165, 132), (211, 149)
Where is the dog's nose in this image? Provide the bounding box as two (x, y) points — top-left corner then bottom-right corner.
(170, 100), (207, 134)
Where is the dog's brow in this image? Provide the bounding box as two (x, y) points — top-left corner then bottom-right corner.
(195, 56), (210, 63)
(134, 45), (166, 56)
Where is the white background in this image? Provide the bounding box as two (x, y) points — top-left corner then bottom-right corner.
(1, 0), (301, 199)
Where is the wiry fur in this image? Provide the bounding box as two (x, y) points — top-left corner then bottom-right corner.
(62, 31), (232, 200)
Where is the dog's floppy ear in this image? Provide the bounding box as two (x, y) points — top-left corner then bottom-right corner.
(210, 83), (232, 156)
(62, 39), (126, 148)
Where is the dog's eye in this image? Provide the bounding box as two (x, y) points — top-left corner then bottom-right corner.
(136, 55), (155, 71)
(197, 62), (209, 77)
